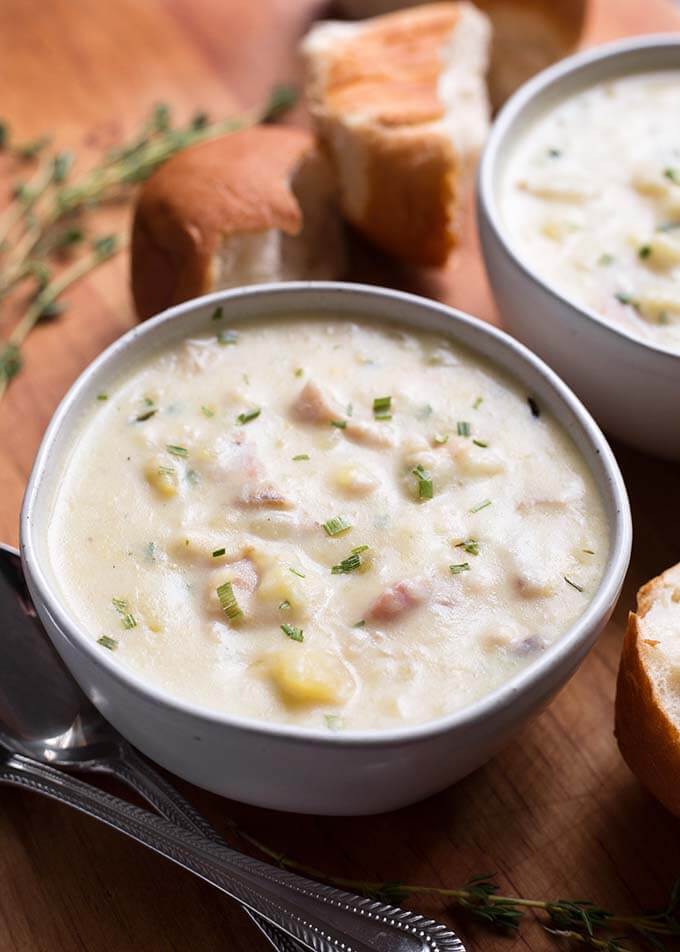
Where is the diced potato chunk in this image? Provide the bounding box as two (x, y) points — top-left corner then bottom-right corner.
(644, 233), (680, 268)
(257, 563), (307, 619)
(636, 289), (680, 324)
(517, 172), (593, 203)
(631, 163), (669, 197)
(269, 647), (351, 706)
(332, 463), (377, 497)
(452, 442), (506, 477)
(144, 458), (178, 497)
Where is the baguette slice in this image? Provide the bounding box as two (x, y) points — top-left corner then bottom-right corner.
(131, 126), (344, 321)
(615, 564), (680, 817)
(301, 2), (490, 267)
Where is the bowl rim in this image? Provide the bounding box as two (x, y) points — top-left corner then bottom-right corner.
(478, 32), (680, 365)
(21, 281), (632, 749)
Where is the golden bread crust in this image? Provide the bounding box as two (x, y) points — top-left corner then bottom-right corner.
(131, 126), (316, 320)
(615, 568), (680, 818)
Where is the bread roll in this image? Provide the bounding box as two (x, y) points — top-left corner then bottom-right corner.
(331, 0), (586, 107)
(301, 2), (491, 267)
(131, 126), (344, 321)
(615, 564), (680, 817)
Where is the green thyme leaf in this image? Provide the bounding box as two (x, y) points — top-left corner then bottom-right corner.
(281, 623), (304, 642)
(237, 408), (260, 425)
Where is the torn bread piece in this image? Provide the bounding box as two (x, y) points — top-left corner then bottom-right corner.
(301, 2), (490, 267)
(131, 126), (344, 320)
(616, 564), (680, 818)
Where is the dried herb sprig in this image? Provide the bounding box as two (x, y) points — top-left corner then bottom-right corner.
(0, 85), (295, 401)
(218, 822), (680, 952)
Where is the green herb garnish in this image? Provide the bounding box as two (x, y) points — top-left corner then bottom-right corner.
(289, 567), (306, 579)
(330, 419), (347, 429)
(217, 328), (238, 346)
(564, 576), (584, 592)
(527, 396), (540, 418)
(211, 306), (223, 321)
(664, 167), (680, 184)
(457, 421), (471, 437)
(373, 395), (392, 420)
(216, 580), (243, 623)
(638, 244), (652, 259)
(201, 405), (215, 418)
(292, 453), (310, 461)
(212, 547), (226, 558)
(281, 623), (304, 642)
(615, 291), (639, 311)
(324, 714), (344, 731)
(456, 539), (480, 556)
(166, 444), (188, 458)
(331, 545), (369, 575)
(97, 635), (118, 651)
(470, 499), (492, 513)
(323, 515), (352, 537)
(278, 599), (291, 611)
(433, 433), (449, 445)
(353, 620), (366, 628)
(473, 439), (488, 448)
(237, 408), (261, 425)
(597, 253), (615, 266)
(450, 562), (470, 575)
(412, 464), (433, 501)
(96, 392), (108, 401)
(186, 469), (200, 486)
(547, 147), (562, 158)
(582, 549), (595, 555)
(112, 597), (136, 629)
(294, 367), (304, 377)
(136, 407), (157, 422)
(473, 396), (483, 410)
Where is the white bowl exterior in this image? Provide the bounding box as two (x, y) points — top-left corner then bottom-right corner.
(478, 36), (680, 460)
(21, 283), (631, 815)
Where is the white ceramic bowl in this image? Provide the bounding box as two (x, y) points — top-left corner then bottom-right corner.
(21, 283), (631, 815)
(478, 35), (680, 460)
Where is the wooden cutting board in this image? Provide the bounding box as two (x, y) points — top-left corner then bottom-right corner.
(1, 2), (679, 950)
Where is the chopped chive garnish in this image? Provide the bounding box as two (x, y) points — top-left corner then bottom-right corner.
(323, 515), (352, 537)
(186, 469), (200, 486)
(112, 597), (136, 629)
(324, 713), (344, 731)
(450, 562), (470, 575)
(470, 499), (492, 513)
(292, 453), (310, 461)
(236, 408), (261, 425)
(212, 547), (226, 558)
(412, 464), (433, 501)
(582, 549), (595, 555)
(201, 405), (215, 418)
(346, 402), (353, 417)
(473, 396), (483, 410)
(331, 544), (369, 575)
(211, 306), (223, 321)
(473, 439), (488, 448)
(564, 576), (584, 592)
(278, 599), (291, 611)
(330, 419), (347, 429)
(166, 444), (188, 458)
(638, 244), (652, 259)
(433, 433), (449, 445)
(97, 635), (118, 650)
(547, 147), (562, 158)
(136, 408), (157, 422)
(97, 392), (108, 401)
(281, 623), (304, 642)
(217, 328), (238, 346)
(353, 619), (366, 628)
(157, 464), (175, 478)
(664, 167), (680, 184)
(456, 539), (480, 556)
(457, 421), (471, 437)
(598, 253), (615, 266)
(216, 580), (243, 622)
(294, 367), (304, 377)
(373, 395), (392, 420)
(615, 292), (639, 310)
(527, 396), (540, 418)
(289, 567), (306, 578)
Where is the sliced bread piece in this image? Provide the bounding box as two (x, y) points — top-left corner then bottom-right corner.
(301, 2), (491, 267)
(131, 126), (344, 321)
(616, 564), (680, 817)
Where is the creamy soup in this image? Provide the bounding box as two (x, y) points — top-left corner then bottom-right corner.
(48, 316), (608, 731)
(501, 71), (680, 353)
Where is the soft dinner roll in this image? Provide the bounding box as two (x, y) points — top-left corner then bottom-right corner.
(131, 126), (344, 321)
(616, 564), (680, 818)
(331, 0), (586, 107)
(301, 2), (491, 267)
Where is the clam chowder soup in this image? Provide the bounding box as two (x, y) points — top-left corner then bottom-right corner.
(501, 71), (680, 352)
(49, 317), (608, 731)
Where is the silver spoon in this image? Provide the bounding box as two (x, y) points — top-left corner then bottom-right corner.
(0, 544), (465, 952)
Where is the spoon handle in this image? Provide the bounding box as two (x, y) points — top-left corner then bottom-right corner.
(106, 746), (305, 952)
(1, 751), (463, 952)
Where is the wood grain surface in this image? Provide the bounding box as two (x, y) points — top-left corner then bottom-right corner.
(1, 1), (680, 950)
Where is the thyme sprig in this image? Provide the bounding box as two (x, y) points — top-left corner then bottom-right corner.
(0, 85), (295, 401)
(219, 822), (680, 951)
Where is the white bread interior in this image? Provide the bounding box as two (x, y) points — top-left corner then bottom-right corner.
(301, 2), (491, 267)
